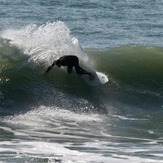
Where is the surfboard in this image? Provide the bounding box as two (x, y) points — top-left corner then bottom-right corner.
(80, 71), (109, 86)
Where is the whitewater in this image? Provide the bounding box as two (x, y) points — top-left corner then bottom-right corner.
(0, 1), (163, 163)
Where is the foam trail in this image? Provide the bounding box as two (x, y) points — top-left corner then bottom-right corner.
(1, 21), (90, 66)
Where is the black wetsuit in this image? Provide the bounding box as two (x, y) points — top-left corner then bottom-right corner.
(57, 55), (90, 75)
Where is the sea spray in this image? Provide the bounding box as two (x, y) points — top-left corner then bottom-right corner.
(1, 21), (90, 66)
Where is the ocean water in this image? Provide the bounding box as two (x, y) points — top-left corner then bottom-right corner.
(0, 0), (163, 163)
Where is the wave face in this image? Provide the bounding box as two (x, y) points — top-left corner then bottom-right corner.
(1, 22), (163, 163)
(0, 22), (163, 117)
(87, 45), (163, 90)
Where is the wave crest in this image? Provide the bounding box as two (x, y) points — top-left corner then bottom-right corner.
(1, 21), (89, 65)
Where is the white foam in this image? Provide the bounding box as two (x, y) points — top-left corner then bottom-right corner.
(1, 21), (90, 66)
(6, 105), (103, 125)
(2, 107), (163, 163)
(4, 105), (105, 141)
(0, 140), (113, 163)
(1, 139), (163, 163)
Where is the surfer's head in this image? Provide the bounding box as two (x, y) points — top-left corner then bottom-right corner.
(56, 60), (62, 67)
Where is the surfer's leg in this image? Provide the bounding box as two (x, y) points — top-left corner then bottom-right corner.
(75, 66), (94, 80)
(75, 66), (85, 74)
(67, 66), (73, 73)
(79, 67), (90, 74)
(74, 58), (94, 80)
(73, 57), (87, 74)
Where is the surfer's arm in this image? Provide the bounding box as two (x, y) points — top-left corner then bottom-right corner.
(44, 61), (56, 74)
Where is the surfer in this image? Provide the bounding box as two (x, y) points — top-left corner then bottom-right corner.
(44, 55), (93, 79)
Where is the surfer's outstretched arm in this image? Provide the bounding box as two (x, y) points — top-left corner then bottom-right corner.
(44, 61), (56, 74)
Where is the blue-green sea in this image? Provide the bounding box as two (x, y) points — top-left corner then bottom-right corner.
(0, 1), (163, 163)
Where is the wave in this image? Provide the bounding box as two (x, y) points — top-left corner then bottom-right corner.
(1, 21), (89, 65)
(0, 22), (163, 116)
(86, 45), (163, 90)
